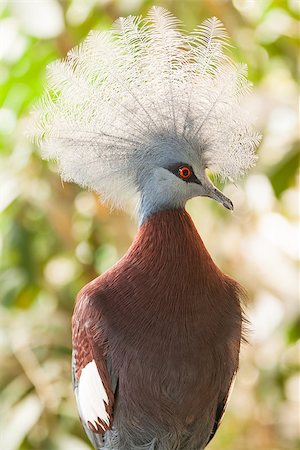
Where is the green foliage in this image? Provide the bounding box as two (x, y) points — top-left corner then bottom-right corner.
(0, 1), (299, 449)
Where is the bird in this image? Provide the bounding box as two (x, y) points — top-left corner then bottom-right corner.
(31, 6), (261, 450)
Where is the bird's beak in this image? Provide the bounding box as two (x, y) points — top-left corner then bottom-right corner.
(203, 179), (234, 211)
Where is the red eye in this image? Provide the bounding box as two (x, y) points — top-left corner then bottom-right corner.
(179, 166), (192, 179)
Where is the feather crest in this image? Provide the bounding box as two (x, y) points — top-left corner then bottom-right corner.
(30, 6), (261, 208)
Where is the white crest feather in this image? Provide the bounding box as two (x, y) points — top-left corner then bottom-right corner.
(30, 6), (261, 208)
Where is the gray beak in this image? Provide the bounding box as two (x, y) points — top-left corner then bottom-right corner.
(204, 181), (234, 210)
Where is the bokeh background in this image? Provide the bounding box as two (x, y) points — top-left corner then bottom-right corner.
(0, 0), (299, 449)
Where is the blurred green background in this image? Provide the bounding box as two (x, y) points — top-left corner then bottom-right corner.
(0, 0), (299, 449)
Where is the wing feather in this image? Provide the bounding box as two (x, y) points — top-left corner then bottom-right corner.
(72, 293), (117, 441)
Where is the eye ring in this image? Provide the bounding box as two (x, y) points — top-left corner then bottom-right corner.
(178, 166), (192, 179)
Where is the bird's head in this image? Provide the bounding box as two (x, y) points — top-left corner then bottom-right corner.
(134, 136), (233, 223)
(30, 7), (261, 223)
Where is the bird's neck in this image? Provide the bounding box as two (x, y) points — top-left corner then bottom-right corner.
(130, 208), (218, 279)
(83, 209), (241, 341)
(138, 191), (186, 226)
(122, 209), (240, 338)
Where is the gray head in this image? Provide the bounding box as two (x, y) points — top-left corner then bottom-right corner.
(136, 135), (233, 224)
(31, 7), (260, 223)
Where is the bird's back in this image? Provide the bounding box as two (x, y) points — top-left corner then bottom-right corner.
(72, 209), (243, 450)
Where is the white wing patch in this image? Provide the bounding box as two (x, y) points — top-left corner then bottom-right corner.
(77, 360), (110, 432)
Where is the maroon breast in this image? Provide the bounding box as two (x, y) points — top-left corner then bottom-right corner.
(73, 209), (243, 440)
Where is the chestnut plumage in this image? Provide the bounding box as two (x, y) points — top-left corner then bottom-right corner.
(72, 210), (244, 449)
